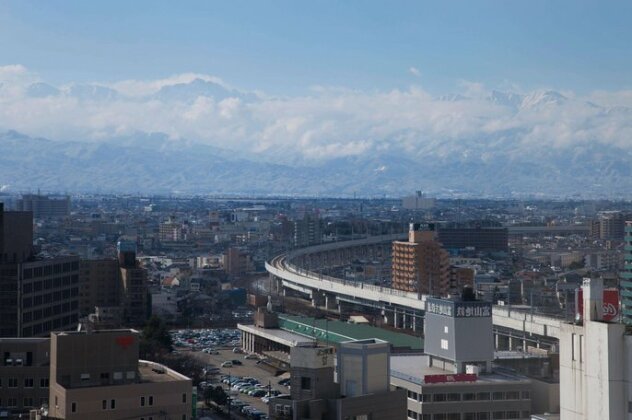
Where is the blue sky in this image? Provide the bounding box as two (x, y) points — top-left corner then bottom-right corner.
(1, 0), (631, 95)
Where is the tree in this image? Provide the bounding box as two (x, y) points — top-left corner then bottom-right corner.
(204, 385), (228, 408)
(140, 315), (173, 359)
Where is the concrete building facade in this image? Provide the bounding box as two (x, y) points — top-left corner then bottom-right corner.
(16, 194), (70, 219)
(48, 329), (192, 420)
(270, 341), (406, 420)
(559, 278), (632, 419)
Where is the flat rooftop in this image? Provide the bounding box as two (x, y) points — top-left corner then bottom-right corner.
(390, 355), (530, 386)
(138, 361), (190, 383)
(278, 315), (423, 351)
(238, 324), (314, 347)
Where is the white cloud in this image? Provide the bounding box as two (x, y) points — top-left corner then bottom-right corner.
(409, 67), (421, 77)
(0, 65), (631, 163)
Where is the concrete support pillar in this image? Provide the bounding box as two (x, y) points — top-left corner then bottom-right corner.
(393, 309), (399, 329)
(412, 315), (417, 332)
(495, 333), (499, 350)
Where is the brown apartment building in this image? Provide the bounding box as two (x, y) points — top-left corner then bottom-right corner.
(391, 223), (450, 296)
(48, 329), (192, 420)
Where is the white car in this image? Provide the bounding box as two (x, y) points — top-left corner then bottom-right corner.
(244, 354), (259, 360)
(221, 361), (233, 368)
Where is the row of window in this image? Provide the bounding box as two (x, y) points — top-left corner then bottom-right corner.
(407, 390), (530, 403)
(21, 313), (79, 336)
(23, 299), (78, 318)
(408, 411), (530, 420)
(0, 397), (47, 408)
(0, 377), (49, 388)
(23, 288), (79, 308)
(23, 261), (79, 279)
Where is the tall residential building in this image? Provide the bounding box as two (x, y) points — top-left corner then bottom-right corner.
(401, 191), (436, 210)
(392, 223), (450, 296)
(621, 221), (632, 325)
(117, 240), (150, 327)
(223, 247), (253, 279)
(293, 213), (322, 248)
(0, 203), (80, 337)
(46, 329), (192, 420)
(159, 217), (183, 242)
(592, 211), (626, 241)
(560, 278), (632, 419)
(270, 340), (406, 420)
(16, 194), (70, 219)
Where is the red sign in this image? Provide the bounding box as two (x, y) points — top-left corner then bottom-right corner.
(575, 288), (619, 321)
(116, 335), (135, 349)
(424, 373), (477, 384)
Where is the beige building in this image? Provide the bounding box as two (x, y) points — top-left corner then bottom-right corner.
(270, 340), (406, 420)
(48, 329), (192, 420)
(392, 223), (450, 296)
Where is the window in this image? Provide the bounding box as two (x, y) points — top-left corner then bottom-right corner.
(24, 397), (33, 407)
(441, 339), (449, 350)
(408, 390), (418, 400)
(447, 393), (461, 402)
(407, 410), (418, 419)
(420, 394), (431, 402)
(40, 398), (48, 406)
(447, 414), (460, 420)
(463, 393), (476, 401)
(71, 402), (77, 413)
(113, 372), (123, 380)
(40, 378), (49, 388)
(126, 371), (135, 379)
(148, 396), (154, 406)
(24, 378), (34, 388)
(492, 412), (505, 420)
(506, 411), (520, 419)
(182, 416), (187, 420)
(505, 391), (519, 400)
(100, 372), (109, 381)
(492, 392), (505, 400)
(80, 373), (90, 381)
(433, 393), (446, 402)
(476, 392), (490, 401)
(464, 414), (476, 420)
(8, 378), (18, 388)
(102, 400), (107, 410)
(182, 393), (187, 404)
(140, 396), (145, 407)
(477, 413), (489, 420)
(521, 391), (531, 399)
(8, 398), (17, 407)
(301, 377), (312, 390)
(110, 399), (116, 409)
(444, 326), (449, 333)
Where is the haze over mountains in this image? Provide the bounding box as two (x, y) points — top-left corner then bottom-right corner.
(1, 66), (632, 198)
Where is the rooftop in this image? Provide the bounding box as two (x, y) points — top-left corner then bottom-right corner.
(278, 315), (423, 351)
(390, 355), (530, 386)
(138, 360), (190, 383)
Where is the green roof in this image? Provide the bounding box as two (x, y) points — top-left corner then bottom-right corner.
(278, 314), (423, 350)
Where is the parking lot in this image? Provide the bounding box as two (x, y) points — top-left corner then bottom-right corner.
(191, 348), (289, 417)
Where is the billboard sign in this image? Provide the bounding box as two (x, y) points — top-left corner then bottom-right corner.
(575, 288), (619, 322)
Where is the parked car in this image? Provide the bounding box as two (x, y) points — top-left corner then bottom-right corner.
(231, 359), (243, 366)
(244, 353), (259, 360)
(221, 361), (233, 368)
(232, 347), (244, 353)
